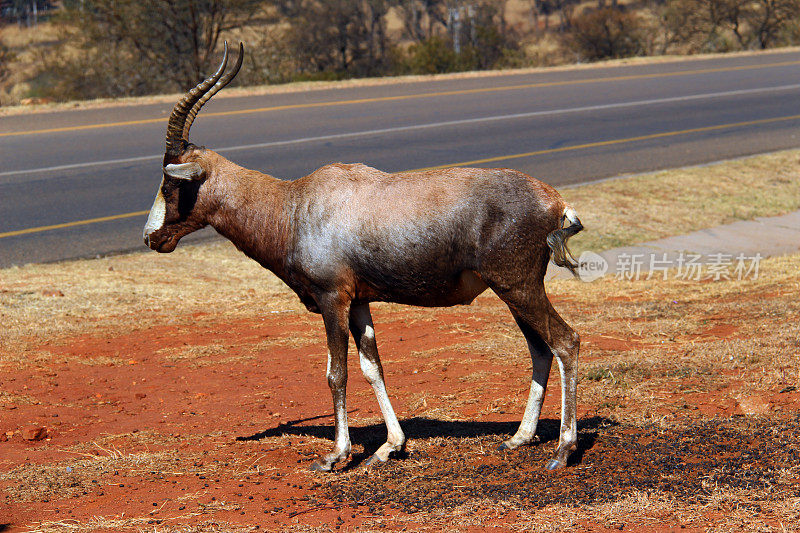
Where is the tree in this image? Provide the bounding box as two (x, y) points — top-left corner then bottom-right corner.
(568, 7), (645, 60)
(707, 0), (748, 48)
(653, 0), (800, 52)
(400, 0), (522, 73)
(277, 0), (396, 78)
(40, 0), (262, 101)
(746, 0), (800, 49)
(0, 41), (15, 84)
(652, 0), (712, 54)
(0, 1), (55, 26)
(396, 0), (449, 42)
(406, 35), (462, 73)
(524, 0), (564, 33)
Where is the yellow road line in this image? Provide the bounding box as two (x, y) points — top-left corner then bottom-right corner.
(0, 211), (149, 239)
(414, 113), (800, 171)
(3, 111), (800, 240)
(4, 59), (800, 138)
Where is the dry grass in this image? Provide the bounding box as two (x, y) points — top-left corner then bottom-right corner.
(0, 21), (60, 105)
(0, 390), (39, 405)
(248, 331), (320, 351)
(1, 446), (178, 503)
(563, 149), (800, 253)
(25, 518), (255, 533)
(546, 252), (800, 424)
(0, 240), (306, 359)
(157, 342), (261, 368)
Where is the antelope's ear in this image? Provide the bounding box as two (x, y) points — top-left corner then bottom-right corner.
(164, 162), (205, 180)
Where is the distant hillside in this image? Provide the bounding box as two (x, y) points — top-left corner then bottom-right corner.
(2, 0), (799, 107)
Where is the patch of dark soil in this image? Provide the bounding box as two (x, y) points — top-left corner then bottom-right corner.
(322, 416), (800, 515)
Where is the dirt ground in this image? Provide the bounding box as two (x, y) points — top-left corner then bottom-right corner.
(1, 243), (799, 532)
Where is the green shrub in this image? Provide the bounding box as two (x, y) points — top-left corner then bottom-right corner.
(406, 36), (464, 74)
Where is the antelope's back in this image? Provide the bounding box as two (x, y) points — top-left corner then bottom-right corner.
(288, 164), (564, 302)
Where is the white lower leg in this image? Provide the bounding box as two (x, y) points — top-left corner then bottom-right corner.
(360, 349), (405, 462)
(332, 389), (351, 456)
(544, 352), (577, 470)
(504, 379), (546, 449)
(556, 356), (577, 450)
(314, 351), (351, 470)
(503, 353), (551, 450)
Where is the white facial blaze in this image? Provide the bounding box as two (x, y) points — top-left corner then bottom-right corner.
(143, 179), (166, 239)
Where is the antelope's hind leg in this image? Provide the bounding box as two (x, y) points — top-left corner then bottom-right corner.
(496, 287), (580, 470)
(310, 294), (352, 472)
(349, 302), (406, 466)
(498, 310), (553, 452)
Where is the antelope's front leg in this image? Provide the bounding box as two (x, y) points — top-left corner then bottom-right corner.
(310, 295), (352, 472)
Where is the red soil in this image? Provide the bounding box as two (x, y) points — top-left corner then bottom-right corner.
(1, 307), (798, 531)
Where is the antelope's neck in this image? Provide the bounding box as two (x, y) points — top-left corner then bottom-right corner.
(208, 168), (292, 278)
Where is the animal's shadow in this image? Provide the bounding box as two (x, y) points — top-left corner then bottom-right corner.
(237, 415), (611, 470)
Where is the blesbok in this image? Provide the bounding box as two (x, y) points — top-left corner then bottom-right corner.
(144, 42), (583, 471)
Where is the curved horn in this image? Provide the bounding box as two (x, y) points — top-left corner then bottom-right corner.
(182, 42), (244, 140)
(165, 41), (230, 155)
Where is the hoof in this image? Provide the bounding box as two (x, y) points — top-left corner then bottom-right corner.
(364, 453), (386, 467)
(545, 458), (565, 471)
(309, 460), (332, 472)
(497, 442), (511, 452)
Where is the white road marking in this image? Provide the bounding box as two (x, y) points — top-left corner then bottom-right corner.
(4, 83), (800, 181)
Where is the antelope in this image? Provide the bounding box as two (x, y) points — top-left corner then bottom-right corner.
(144, 42), (583, 471)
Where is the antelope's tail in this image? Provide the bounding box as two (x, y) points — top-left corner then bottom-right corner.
(546, 206), (583, 278)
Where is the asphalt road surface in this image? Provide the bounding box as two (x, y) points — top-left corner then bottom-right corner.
(2, 50), (800, 267)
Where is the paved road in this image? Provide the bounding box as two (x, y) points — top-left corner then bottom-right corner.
(2, 50), (800, 267)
